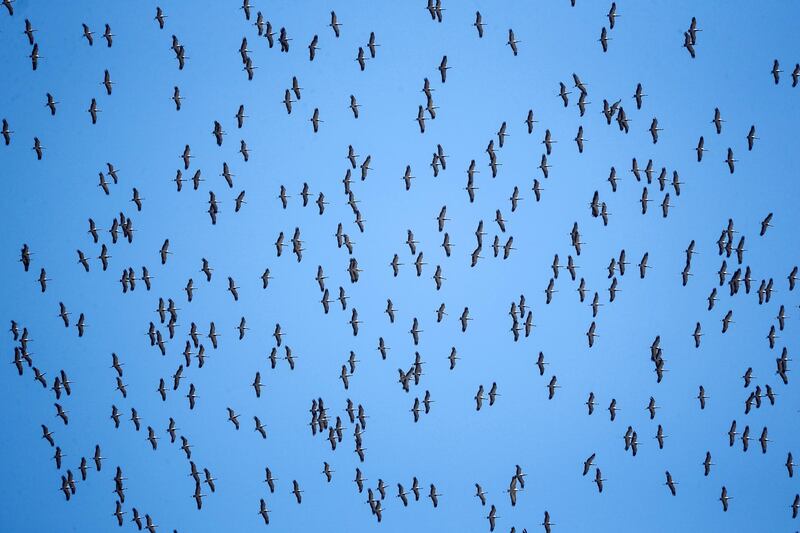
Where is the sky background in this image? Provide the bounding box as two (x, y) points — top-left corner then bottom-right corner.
(1, 1), (799, 532)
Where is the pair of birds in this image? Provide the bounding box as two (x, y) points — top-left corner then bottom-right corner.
(81, 23), (114, 47)
(770, 59), (800, 86)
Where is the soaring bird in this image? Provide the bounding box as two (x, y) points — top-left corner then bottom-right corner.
(507, 29), (520, 55)
(684, 31), (696, 58)
(747, 125), (758, 150)
(82, 23), (94, 46)
(155, 7), (166, 29)
(103, 24), (114, 47)
(350, 308), (361, 336)
(227, 277), (239, 301)
(329, 11), (342, 37)
(594, 468), (605, 493)
(547, 375), (560, 399)
(772, 59), (782, 84)
(227, 408), (240, 430)
(599, 26), (610, 52)
(633, 83), (646, 109)
(725, 148), (737, 174)
(186, 383), (197, 409)
(665, 471), (677, 496)
(587, 321), (597, 347)
(1, 119), (11, 146)
(356, 47), (367, 71)
(760, 213), (773, 236)
(428, 484), (441, 508)
(159, 239), (171, 264)
(292, 480), (303, 504)
(487, 504), (499, 531)
(88, 98), (101, 124)
(720, 486), (731, 511)
(438, 55), (450, 83)
(32, 136), (45, 160)
(649, 118), (662, 143)
(254, 416), (267, 439)
(474, 11), (485, 37)
(45, 93), (58, 115)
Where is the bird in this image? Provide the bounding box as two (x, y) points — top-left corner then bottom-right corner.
(720, 486), (731, 511)
(725, 148), (738, 174)
(33, 136), (44, 160)
(1, 119), (12, 146)
(82, 23), (94, 46)
(760, 213), (773, 236)
(41, 425), (55, 447)
(475, 385), (486, 411)
(254, 416), (267, 439)
(547, 375), (560, 399)
(474, 11), (485, 38)
(746, 125), (759, 151)
(487, 504), (499, 531)
(103, 24), (114, 47)
(587, 321), (598, 347)
(507, 29), (520, 56)
(428, 484), (441, 507)
(712, 107), (724, 134)
(329, 11), (342, 37)
(575, 125), (587, 153)
(693, 322), (703, 347)
(350, 308), (361, 336)
(356, 47), (368, 71)
(722, 310), (734, 333)
(204, 468), (216, 493)
(227, 277), (239, 301)
(159, 239), (171, 264)
(88, 98), (101, 124)
(459, 307), (472, 332)
(772, 59), (782, 84)
(45, 93), (58, 116)
(35, 268), (52, 293)
(292, 480), (303, 504)
(586, 392), (596, 415)
(665, 471), (678, 496)
(647, 397), (660, 419)
(23, 19), (37, 45)
(558, 82), (571, 107)
(649, 118), (662, 143)
(696, 136), (707, 162)
(154, 7), (167, 29)
(438, 55), (450, 83)
(594, 468), (605, 493)
(147, 426), (159, 450)
(697, 386), (709, 409)
(322, 462), (334, 482)
(759, 427), (771, 453)
(102, 69), (114, 95)
(227, 408), (240, 430)
(599, 26), (610, 52)
(186, 383), (197, 409)
(488, 382), (499, 406)
(633, 83), (646, 109)
(366, 32), (380, 58)
(684, 30), (696, 58)
(701, 451), (715, 477)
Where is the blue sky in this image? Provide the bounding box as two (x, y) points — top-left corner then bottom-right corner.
(1, 1), (799, 532)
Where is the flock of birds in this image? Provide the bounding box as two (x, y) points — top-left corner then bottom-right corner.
(3, 1), (799, 532)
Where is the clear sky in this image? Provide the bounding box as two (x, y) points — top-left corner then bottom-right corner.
(1, 1), (799, 532)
